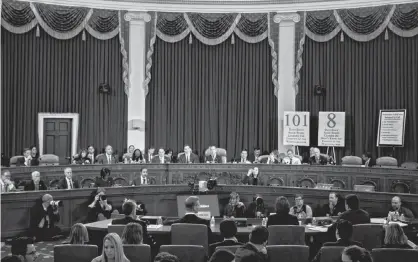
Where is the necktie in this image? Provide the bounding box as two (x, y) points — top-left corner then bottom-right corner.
(290, 158), (293, 164)
(108, 155), (111, 164)
(143, 177), (147, 185)
(68, 179), (73, 189)
(35, 183), (39, 191)
(241, 158), (243, 163)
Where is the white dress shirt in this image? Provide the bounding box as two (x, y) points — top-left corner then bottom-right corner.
(141, 176), (148, 185)
(66, 178), (74, 189)
(106, 154), (112, 164)
(159, 157), (165, 164)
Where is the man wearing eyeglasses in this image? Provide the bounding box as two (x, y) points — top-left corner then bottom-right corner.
(10, 237), (39, 262)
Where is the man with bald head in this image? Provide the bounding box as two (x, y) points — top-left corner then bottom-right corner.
(389, 196), (414, 218)
(57, 167), (80, 189)
(96, 145), (118, 164)
(29, 194), (62, 241)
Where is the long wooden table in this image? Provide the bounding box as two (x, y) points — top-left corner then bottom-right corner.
(5, 164), (418, 193)
(2, 185), (418, 239)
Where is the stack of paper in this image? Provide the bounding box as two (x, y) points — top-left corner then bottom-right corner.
(148, 225), (163, 229)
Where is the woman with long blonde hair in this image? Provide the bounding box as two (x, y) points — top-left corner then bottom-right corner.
(383, 223), (412, 249)
(64, 223), (89, 244)
(91, 233), (130, 262)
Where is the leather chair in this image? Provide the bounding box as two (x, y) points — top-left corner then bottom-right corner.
(319, 246), (345, 262)
(39, 154), (59, 166)
(267, 245), (309, 262)
(159, 245), (206, 262)
(123, 244), (151, 262)
(204, 148), (227, 163)
(352, 224), (384, 250)
(171, 223), (208, 255)
(108, 225), (126, 237)
(400, 161), (418, 169)
(9, 156), (24, 167)
(54, 244), (98, 262)
(215, 245), (241, 254)
(267, 226), (306, 245)
(372, 248), (418, 262)
(376, 157), (398, 168)
(341, 156), (363, 166)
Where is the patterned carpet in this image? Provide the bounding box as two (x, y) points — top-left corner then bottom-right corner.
(1, 240), (59, 262)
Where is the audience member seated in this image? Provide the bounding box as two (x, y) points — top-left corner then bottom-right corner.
(165, 149), (177, 163)
(87, 145), (96, 164)
(248, 147), (262, 163)
(209, 219), (243, 256)
(145, 146), (155, 163)
(131, 149), (145, 164)
(242, 167), (262, 186)
(223, 192), (246, 218)
(91, 233), (130, 262)
(10, 237), (39, 262)
(131, 168), (150, 186)
(206, 146), (223, 163)
(362, 152), (376, 167)
(282, 149), (301, 165)
(323, 192), (346, 217)
(30, 145), (40, 166)
(247, 194), (268, 218)
(23, 148), (32, 167)
(340, 194), (370, 225)
(97, 145), (118, 164)
(235, 226), (269, 262)
(73, 149), (91, 165)
(123, 145), (135, 163)
(341, 245), (373, 262)
(154, 252), (179, 262)
(260, 151), (279, 164)
(1, 256), (21, 262)
(312, 220), (362, 262)
(94, 168), (115, 187)
(87, 188), (114, 222)
(1, 170), (16, 193)
(121, 222), (143, 244)
(112, 200), (154, 246)
(289, 194), (313, 219)
(209, 249), (235, 262)
(152, 148), (171, 163)
(309, 148), (328, 165)
(383, 223), (412, 249)
(234, 149), (252, 164)
(63, 223), (89, 244)
(389, 196), (415, 219)
(177, 145), (199, 163)
(29, 194), (62, 241)
(24, 171), (47, 191)
(267, 196), (298, 226)
(57, 167), (80, 189)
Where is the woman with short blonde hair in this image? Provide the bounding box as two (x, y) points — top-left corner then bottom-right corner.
(121, 222), (143, 244)
(91, 233), (129, 262)
(65, 223), (89, 244)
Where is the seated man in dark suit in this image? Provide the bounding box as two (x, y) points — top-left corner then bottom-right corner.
(362, 152), (376, 167)
(389, 196), (415, 219)
(24, 171), (47, 191)
(267, 196), (299, 226)
(57, 167), (80, 189)
(205, 146), (223, 163)
(260, 151), (280, 164)
(248, 147), (262, 163)
(29, 194), (62, 241)
(309, 148), (328, 165)
(322, 192), (346, 217)
(96, 145), (118, 164)
(177, 145), (200, 163)
(209, 219), (243, 257)
(312, 220), (363, 262)
(235, 226), (269, 262)
(339, 194), (370, 225)
(112, 200), (155, 246)
(131, 168), (151, 186)
(151, 148), (171, 163)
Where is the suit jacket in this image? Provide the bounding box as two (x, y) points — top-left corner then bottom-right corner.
(96, 154), (117, 164)
(242, 175), (262, 186)
(112, 216), (155, 246)
(177, 153), (200, 163)
(266, 212), (299, 226)
(312, 239), (363, 262)
(248, 154), (262, 163)
(132, 176), (150, 186)
(235, 243), (268, 262)
(364, 157), (376, 167)
(30, 202), (60, 230)
(209, 239), (243, 257)
(390, 206), (415, 218)
(144, 153), (154, 163)
(309, 155), (328, 165)
(205, 154), (223, 163)
(322, 201), (346, 217)
(166, 214), (213, 242)
(94, 177), (114, 188)
(339, 209), (371, 225)
(260, 158), (279, 164)
(24, 180), (48, 191)
(57, 178), (80, 189)
(151, 156), (171, 164)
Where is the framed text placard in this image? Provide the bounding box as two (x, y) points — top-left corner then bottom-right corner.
(318, 112), (346, 147)
(376, 109), (406, 147)
(283, 111), (310, 146)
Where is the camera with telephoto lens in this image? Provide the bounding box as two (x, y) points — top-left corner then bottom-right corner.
(100, 195), (107, 201)
(50, 200), (63, 207)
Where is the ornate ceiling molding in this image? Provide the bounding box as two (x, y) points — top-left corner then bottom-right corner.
(24, 0), (417, 13)
(274, 13), (301, 23)
(124, 12), (151, 22)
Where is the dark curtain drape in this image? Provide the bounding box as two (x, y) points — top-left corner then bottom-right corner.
(146, 36), (277, 159)
(297, 32), (418, 163)
(1, 28), (127, 158)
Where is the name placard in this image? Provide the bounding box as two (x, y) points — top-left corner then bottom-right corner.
(283, 111), (310, 146)
(318, 112), (346, 147)
(377, 109), (406, 147)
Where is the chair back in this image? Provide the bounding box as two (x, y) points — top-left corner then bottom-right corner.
(111, 213), (125, 219)
(10, 156), (24, 167)
(215, 245), (241, 254)
(95, 154), (104, 161)
(400, 161), (418, 169)
(39, 154), (59, 166)
(372, 248), (418, 262)
(123, 244), (151, 262)
(319, 246), (345, 262)
(352, 224), (384, 250)
(267, 225), (305, 245)
(376, 157), (398, 167)
(267, 245), (309, 262)
(204, 148), (227, 157)
(160, 245), (206, 262)
(108, 225), (126, 237)
(54, 245), (98, 262)
(342, 156), (363, 166)
(171, 223), (208, 254)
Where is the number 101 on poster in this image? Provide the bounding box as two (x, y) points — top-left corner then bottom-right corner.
(283, 111), (310, 146)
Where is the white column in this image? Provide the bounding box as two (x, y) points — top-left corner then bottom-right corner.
(124, 12), (151, 151)
(274, 13), (300, 153)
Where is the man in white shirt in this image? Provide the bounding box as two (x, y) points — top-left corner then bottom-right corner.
(0, 170), (16, 193)
(283, 149), (301, 165)
(132, 168), (150, 186)
(97, 145), (117, 164)
(145, 146), (155, 163)
(87, 145), (96, 164)
(23, 148), (32, 166)
(237, 149), (252, 164)
(178, 145), (199, 163)
(151, 148), (170, 163)
(57, 167), (80, 189)
(206, 146), (222, 163)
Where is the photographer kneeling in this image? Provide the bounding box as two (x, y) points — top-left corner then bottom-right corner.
(29, 194), (62, 241)
(87, 188), (114, 222)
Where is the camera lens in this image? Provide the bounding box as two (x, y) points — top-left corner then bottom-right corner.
(100, 195), (107, 201)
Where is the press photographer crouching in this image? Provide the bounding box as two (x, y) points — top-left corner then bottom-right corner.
(86, 188), (114, 222)
(29, 194), (63, 241)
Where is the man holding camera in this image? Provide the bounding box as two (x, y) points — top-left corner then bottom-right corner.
(29, 194), (62, 241)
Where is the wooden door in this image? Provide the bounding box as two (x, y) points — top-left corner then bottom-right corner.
(44, 119), (72, 165)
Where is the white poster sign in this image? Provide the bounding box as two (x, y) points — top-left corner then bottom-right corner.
(377, 109), (406, 147)
(283, 111), (310, 146)
(318, 112), (346, 147)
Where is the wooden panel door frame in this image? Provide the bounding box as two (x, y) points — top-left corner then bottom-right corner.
(38, 113), (79, 157)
